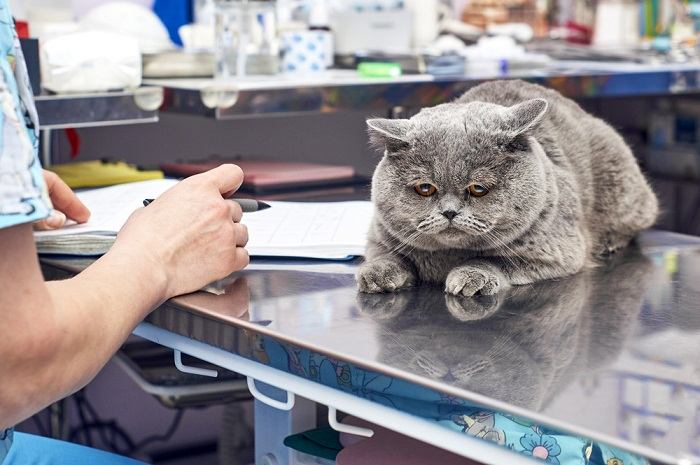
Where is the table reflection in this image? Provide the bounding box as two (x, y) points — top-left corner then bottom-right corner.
(357, 247), (655, 410)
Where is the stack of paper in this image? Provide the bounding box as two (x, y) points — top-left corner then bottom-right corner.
(34, 179), (373, 260)
(34, 179), (179, 255)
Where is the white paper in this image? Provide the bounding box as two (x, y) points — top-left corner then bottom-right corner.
(35, 180), (374, 259)
(243, 201), (374, 259)
(34, 179), (179, 237)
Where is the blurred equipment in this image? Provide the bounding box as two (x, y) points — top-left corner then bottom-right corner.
(460, 0), (548, 37)
(354, 53), (466, 76)
(330, 6), (412, 54)
(592, 0), (640, 47)
(19, 38), (41, 95)
(405, 0), (440, 48)
(142, 51), (214, 78)
(281, 30), (333, 73)
(116, 340), (250, 409)
(80, 2), (175, 54)
(214, 0), (280, 77)
(40, 30), (142, 93)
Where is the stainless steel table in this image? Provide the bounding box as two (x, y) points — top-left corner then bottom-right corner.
(40, 230), (700, 465)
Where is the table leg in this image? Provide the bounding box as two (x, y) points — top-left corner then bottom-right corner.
(254, 382), (316, 465)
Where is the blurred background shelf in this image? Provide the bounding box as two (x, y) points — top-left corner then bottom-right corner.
(146, 63), (700, 119)
(35, 87), (164, 130)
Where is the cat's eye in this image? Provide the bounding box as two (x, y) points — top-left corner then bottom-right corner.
(414, 183), (437, 197)
(467, 184), (489, 197)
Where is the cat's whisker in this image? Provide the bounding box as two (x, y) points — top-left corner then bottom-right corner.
(482, 231), (524, 269)
(384, 229), (424, 257)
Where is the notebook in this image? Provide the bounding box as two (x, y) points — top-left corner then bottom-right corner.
(34, 179), (374, 260)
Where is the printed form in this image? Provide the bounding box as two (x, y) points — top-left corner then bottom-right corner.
(34, 179), (373, 259)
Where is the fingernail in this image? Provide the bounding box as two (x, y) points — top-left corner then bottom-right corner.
(46, 210), (66, 228)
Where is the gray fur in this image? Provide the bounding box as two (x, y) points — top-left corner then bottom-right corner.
(358, 80), (658, 295)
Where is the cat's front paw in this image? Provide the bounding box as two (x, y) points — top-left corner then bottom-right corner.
(445, 266), (500, 297)
(357, 259), (416, 293)
(356, 292), (411, 319)
(445, 294), (502, 321)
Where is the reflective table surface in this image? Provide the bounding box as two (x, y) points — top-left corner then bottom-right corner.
(40, 230), (700, 464)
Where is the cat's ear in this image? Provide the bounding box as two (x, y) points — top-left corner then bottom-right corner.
(502, 98), (548, 137)
(367, 118), (411, 154)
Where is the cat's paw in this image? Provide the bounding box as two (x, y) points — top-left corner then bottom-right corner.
(357, 259), (416, 293)
(445, 294), (502, 321)
(445, 266), (500, 297)
(356, 292), (411, 319)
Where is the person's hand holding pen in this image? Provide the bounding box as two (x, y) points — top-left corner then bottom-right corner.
(109, 164), (250, 299)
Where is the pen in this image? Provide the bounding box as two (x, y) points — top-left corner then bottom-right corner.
(142, 198), (271, 213)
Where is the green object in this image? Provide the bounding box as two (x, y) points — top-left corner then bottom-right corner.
(283, 427), (343, 461)
(357, 62), (402, 78)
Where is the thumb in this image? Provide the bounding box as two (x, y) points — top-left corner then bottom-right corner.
(200, 164), (244, 195)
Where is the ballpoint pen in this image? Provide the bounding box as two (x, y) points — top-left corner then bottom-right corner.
(142, 198), (271, 213)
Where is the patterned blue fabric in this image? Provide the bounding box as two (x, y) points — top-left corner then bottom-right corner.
(252, 334), (649, 465)
(0, 0), (50, 230)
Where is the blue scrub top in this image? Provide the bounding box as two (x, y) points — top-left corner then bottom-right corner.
(0, 0), (49, 228)
(0, 1), (51, 462)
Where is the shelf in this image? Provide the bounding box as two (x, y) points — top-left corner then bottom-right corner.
(34, 86), (164, 130)
(146, 62), (700, 119)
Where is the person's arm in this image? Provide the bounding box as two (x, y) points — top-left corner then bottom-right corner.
(0, 165), (249, 429)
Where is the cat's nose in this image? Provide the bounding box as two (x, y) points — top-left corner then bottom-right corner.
(442, 210), (458, 221)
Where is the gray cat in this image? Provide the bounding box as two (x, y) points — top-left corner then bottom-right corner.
(358, 80), (658, 295)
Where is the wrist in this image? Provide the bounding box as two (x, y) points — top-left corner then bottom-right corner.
(98, 241), (171, 308)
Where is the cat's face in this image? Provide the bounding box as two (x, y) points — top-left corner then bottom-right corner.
(368, 99), (551, 251)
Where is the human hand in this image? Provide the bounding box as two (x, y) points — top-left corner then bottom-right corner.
(34, 171), (91, 230)
(111, 164), (249, 299)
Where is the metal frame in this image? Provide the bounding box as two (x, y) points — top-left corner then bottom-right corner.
(133, 322), (544, 465)
(149, 65), (700, 119)
(35, 87), (163, 130)
(113, 353), (247, 398)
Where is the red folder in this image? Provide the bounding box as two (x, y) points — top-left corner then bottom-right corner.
(160, 159), (357, 194)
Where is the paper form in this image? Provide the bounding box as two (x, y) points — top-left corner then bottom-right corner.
(34, 179), (374, 259)
(243, 201), (374, 259)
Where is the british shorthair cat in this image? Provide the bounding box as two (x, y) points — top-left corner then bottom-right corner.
(358, 80), (658, 295)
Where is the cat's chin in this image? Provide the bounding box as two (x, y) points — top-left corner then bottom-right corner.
(433, 228), (478, 246)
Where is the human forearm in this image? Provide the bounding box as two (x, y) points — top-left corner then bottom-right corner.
(0, 165), (249, 429)
(0, 245), (167, 429)
(45, 248), (169, 386)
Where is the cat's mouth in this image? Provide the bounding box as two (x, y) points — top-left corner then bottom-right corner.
(415, 215), (492, 240)
(442, 226), (463, 234)
(435, 222), (493, 243)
